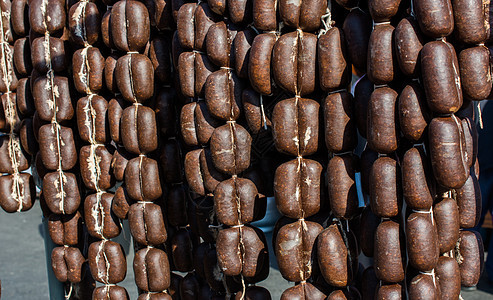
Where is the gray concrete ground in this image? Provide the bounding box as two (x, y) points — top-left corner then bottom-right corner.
(0, 203), (491, 299)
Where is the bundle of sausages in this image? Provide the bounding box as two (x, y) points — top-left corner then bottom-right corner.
(358, 0), (486, 297)
(0, 0), (490, 298)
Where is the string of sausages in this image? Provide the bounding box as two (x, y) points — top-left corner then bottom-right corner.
(68, 0), (130, 298)
(412, 0), (484, 295)
(0, 0), (35, 214)
(204, 17), (270, 300)
(24, 0), (90, 297)
(365, 2), (408, 297)
(0, 1), (35, 296)
(177, 2), (230, 297)
(263, 4), (327, 296)
(105, 1), (171, 299)
(318, 3), (360, 296)
(450, 0), (489, 291)
(152, 9), (194, 300)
